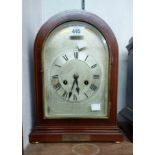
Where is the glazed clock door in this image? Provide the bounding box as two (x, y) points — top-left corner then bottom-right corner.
(30, 10), (123, 142)
(42, 21), (109, 119)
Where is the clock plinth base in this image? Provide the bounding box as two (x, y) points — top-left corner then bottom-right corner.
(29, 126), (123, 142)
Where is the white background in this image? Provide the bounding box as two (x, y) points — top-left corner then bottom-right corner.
(0, 0), (155, 155)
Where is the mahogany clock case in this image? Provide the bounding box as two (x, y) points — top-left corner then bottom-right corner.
(29, 10), (123, 142)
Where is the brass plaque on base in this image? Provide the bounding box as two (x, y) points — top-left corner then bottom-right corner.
(62, 134), (91, 141)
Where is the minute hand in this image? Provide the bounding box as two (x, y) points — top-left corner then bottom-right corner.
(68, 79), (76, 99)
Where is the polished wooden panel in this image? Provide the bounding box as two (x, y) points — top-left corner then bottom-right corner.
(29, 10), (123, 142)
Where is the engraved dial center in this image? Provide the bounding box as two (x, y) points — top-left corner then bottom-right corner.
(59, 60), (92, 92)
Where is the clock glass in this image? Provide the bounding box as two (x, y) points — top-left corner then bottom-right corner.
(42, 21), (109, 119)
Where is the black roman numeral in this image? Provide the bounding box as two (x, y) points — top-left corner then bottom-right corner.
(84, 55), (88, 61)
(63, 54), (69, 61)
(73, 94), (77, 101)
(52, 75), (58, 79)
(91, 64), (97, 69)
(54, 83), (61, 91)
(90, 84), (97, 91)
(55, 64), (61, 67)
(62, 91), (68, 99)
(93, 75), (100, 79)
(74, 52), (78, 59)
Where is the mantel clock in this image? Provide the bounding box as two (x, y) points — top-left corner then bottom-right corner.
(29, 10), (123, 142)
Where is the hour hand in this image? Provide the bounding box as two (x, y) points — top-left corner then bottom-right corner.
(76, 87), (80, 95)
(75, 79), (80, 95)
(68, 92), (72, 99)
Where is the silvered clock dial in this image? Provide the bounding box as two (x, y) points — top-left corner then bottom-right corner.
(30, 10), (123, 143)
(42, 21), (109, 118)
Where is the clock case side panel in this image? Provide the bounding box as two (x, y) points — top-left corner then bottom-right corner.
(30, 10), (123, 142)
